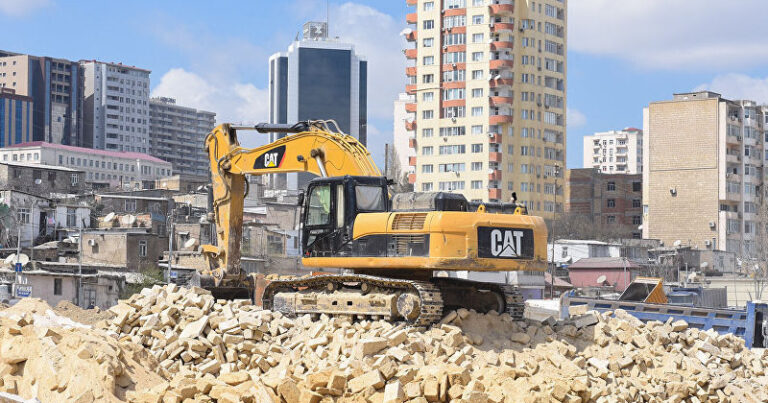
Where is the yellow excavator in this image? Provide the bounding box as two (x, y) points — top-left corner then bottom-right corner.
(199, 120), (547, 325)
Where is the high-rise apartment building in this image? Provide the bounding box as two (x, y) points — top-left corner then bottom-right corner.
(582, 128), (643, 174)
(268, 21), (367, 190)
(643, 91), (766, 254)
(81, 61), (150, 153)
(0, 88), (33, 146)
(392, 93), (412, 180)
(0, 51), (82, 145)
(404, 0), (566, 218)
(149, 97), (216, 178)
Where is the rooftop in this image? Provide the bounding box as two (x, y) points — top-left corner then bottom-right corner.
(568, 257), (642, 270)
(80, 59), (151, 73)
(0, 161), (82, 172)
(6, 142), (169, 164)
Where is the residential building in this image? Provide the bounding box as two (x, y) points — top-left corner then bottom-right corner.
(0, 52), (81, 145)
(156, 174), (210, 193)
(404, 0), (567, 217)
(0, 142), (172, 189)
(94, 193), (174, 235)
(392, 92), (413, 180)
(81, 229), (165, 272)
(548, 239), (620, 267)
(0, 162), (84, 195)
(565, 168), (643, 238)
(0, 189), (91, 247)
(81, 60), (150, 152)
(567, 257), (640, 292)
(268, 21), (367, 190)
(582, 128), (643, 174)
(149, 97), (216, 177)
(0, 265), (124, 308)
(643, 91), (766, 254)
(0, 88), (33, 146)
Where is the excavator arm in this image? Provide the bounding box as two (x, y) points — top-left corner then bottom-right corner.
(200, 121), (381, 290)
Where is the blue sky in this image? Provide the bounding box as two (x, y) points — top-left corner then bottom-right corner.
(2, 0), (768, 169)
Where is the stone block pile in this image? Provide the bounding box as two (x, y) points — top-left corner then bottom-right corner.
(1, 284), (768, 402)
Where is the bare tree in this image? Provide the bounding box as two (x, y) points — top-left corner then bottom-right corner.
(551, 213), (633, 242)
(740, 200), (768, 300)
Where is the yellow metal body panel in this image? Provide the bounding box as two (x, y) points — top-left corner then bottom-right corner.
(633, 277), (668, 304)
(303, 210), (548, 272)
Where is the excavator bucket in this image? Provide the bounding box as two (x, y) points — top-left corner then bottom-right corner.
(618, 277), (667, 304)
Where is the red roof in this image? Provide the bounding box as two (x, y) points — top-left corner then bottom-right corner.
(545, 272), (573, 288)
(7, 142), (168, 164)
(568, 257), (641, 270)
(623, 127), (642, 132)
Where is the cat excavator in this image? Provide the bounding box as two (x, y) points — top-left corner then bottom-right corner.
(199, 120), (548, 325)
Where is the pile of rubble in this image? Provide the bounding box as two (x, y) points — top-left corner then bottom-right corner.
(1, 284), (767, 402)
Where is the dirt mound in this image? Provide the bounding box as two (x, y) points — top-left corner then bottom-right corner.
(54, 300), (114, 326)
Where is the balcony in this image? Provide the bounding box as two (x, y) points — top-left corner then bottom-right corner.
(406, 12), (417, 24)
(489, 115), (514, 125)
(408, 173), (416, 184)
(408, 137), (417, 148)
(442, 99), (465, 108)
(490, 22), (515, 33)
(405, 84), (417, 94)
(726, 154), (741, 164)
(488, 133), (502, 144)
(726, 135), (741, 145)
(405, 66), (417, 76)
(489, 59), (514, 69)
(408, 156), (417, 166)
(405, 103), (417, 113)
(406, 0), (417, 6)
(488, 188), (502, 200)
(489, 4), (514, 15)
(490, 41), (514, 51)
(404, 49), (417, 59)
(489, 169), (502, 181)
(444, 8), (466, 17)
(405, 120), (417, 131)
(489, 77), (514, 87)
(489, 152), (503, 162)
(489, 96), (514, 106)
(405, 30), (418, 41)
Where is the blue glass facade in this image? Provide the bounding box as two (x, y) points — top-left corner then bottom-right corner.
(359, 60), (367, 146)
(297, 48), (352, 135)
(0, 94), (32, 146)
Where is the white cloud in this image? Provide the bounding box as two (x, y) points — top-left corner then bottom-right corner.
(0, 0), (50, 16)
(695, 74), (768, 104)
(567, 108), (587, 128)
(569, 0), (768, 70)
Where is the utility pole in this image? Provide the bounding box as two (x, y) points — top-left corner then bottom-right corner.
(167, 214), (174, 284)
(77, 226), (82, 307)
(549, 164), (560, 298)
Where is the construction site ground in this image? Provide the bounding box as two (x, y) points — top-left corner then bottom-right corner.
(0, 284), (766, 403)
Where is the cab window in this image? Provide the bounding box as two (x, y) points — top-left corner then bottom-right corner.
(355, 185), (386, 211)
(306, 185), (331, 226)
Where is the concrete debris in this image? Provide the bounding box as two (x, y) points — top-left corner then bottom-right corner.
(1, 286), (768, 403)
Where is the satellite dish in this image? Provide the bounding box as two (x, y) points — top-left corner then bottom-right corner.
(700, 261), (709, 269)
(4, 254), (16, 265)
(17, 254), (29, 267)
(596, 275), (607, 285)
(673, 240), (682, 247)
(104, 212), (116, 222)
(687, 272), (699, 282)
(637, 225), (643, 230)
(34, 179), (42, 185)
(399, 28), (413, 36)
(184, 238), (197, 249)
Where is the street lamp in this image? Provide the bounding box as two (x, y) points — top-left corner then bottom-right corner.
(549, 164), (561, 298)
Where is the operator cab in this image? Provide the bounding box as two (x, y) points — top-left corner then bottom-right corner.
(301, 176), (388, 257)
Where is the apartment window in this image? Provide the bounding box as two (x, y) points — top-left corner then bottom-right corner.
(632, 216), (642, 225)
(520, 146), (530, 156)
(471, 52), (483, 62)
(471, 162), (483, 171)
(507, 145), (514, 154)
(439, 145), (466, 155)
(423, 1), (434, 11)
(632, 199), (641, 208)
(471, 180), (483, 189)
(442, 33), (466, 46)
(422, 128), (434, 138)
(472, 15), (484, 24)
(472, 88), (483, 97)
(607, 199), (616, 208)
(442, 88), (465, 101)
(70, 174), (79, 186)
(471, 107), (483, 116)
(439, 181), (465, 190)
(472, 0), (484, 5)
(507, 163), (514, 172)
(17, 208), (29, 224)
(441, 106), (465, 118)
(422, 146), (433, 156)
(422, 182), (433, 191)
(632, 182), (641, 192)
(439, 163), (465, 173)
(54, 278), (62, 296)
(422, 92), (434, 102)
(471, 144), (483, 153)
(606, 215), (616, 224)
(472, 33), (484, 43)
(139, 240), (147, 257)
(439, 126), (465, 137)
(422, 164), (434, 173)
(423, 56), (434, 65)
(423, 20), (434, 30)
(443, 15), (466, 28)
(607, 181), (616, 191)
(422, 74), (434, 84)
(471, 70), (483, 80)
(66, 208), (77, 227)
(422, 110), (434, 119)
(471, 125), (483, 135)
(444, 0), (465, 10)
(423, 38), (434, 47)
(125, 199), (137, 212)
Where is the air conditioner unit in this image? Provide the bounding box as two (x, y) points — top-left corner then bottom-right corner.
(87, 239), (96, 246)
(709, 221), (716, 229)
(737, 136), (742, 141)
(519, 27), (524, 32)
(704, 240), (712, 247)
